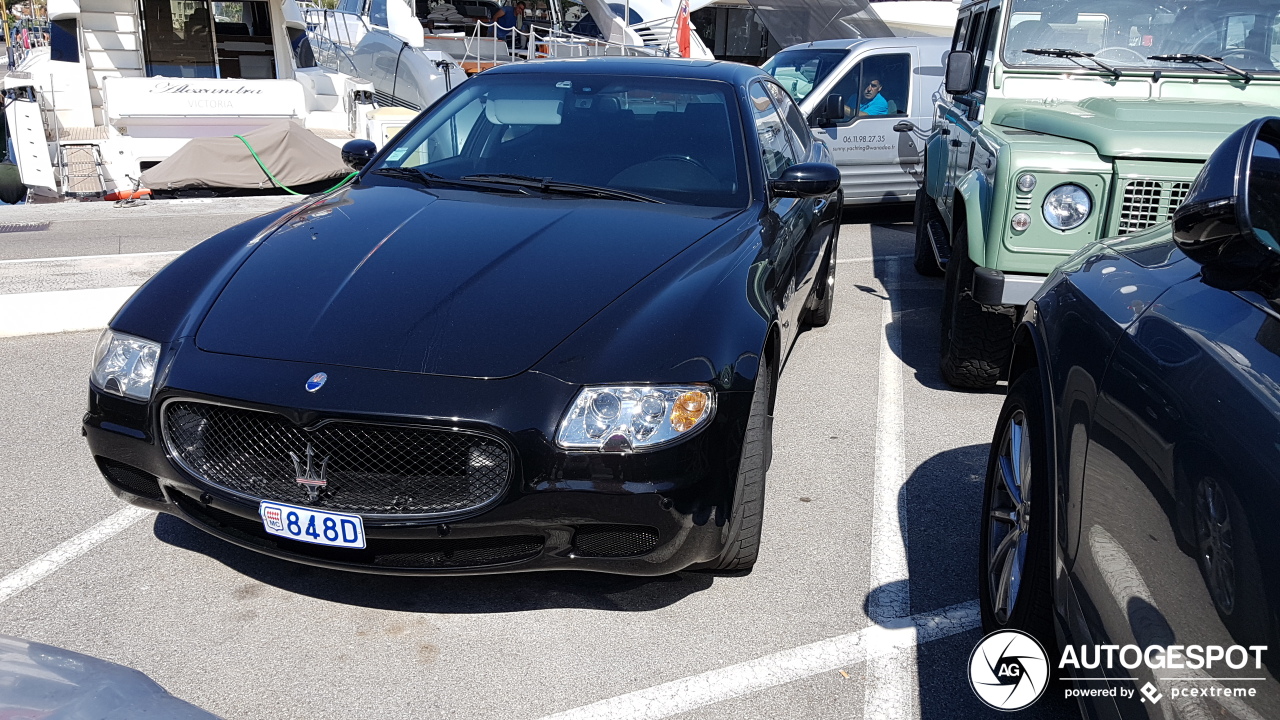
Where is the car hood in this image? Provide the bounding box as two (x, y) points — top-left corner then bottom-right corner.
(992, 98), (1277, 161)
(195, 185), (736, 378)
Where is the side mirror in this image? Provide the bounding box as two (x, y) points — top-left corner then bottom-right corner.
(945, 51), (976, 95)
(771, 162), (841, 198)
(808, 94), (844, 128)
(341, 139), (378, 171)
(1174, 116), (1280, 291)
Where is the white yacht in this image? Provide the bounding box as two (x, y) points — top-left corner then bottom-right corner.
(1, 0), (380, 201)
(305, 0), (715, 112)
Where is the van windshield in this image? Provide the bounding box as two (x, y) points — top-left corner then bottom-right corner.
(763, 49), (849, 102)
(1003, 0), (1280, 74)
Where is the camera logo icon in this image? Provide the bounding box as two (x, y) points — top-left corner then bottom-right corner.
(969, 630), (1050, 711)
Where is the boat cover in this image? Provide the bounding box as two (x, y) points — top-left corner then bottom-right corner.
(140, 120), (349, 191)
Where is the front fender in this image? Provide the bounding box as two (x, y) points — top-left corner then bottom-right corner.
(925, 132), (948, 199)
(956, 169), (990, 266)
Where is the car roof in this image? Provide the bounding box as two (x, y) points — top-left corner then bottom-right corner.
(777, 36), (954, 52)
(482, 57), (769, 85)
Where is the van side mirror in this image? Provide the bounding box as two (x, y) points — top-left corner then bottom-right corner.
(809, 94), (845, 128)
(771, 162), (841, 198)
(945, 51), (976, 95)
(1173, 116), (1280, 292)
(341, 139), (378, 170)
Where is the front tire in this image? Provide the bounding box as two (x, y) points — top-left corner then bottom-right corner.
(939, 222), (1016, 389)
(708, 356), (774, 572)
(979, 370), (1055, 647)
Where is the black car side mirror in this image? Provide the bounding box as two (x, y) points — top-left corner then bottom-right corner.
(809, 94), (845, 128)
(945, 51), (976, 95)
(771, 162), (841, 198)
(341, 139), (378, 171)
(1173, 116), (1280, 292)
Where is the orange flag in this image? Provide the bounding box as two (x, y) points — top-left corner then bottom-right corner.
(676, 0), (690, 58)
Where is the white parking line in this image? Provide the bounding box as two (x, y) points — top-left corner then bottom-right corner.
(0, 250), (182, 265)
(0, 506), (152, 605)
(536, 601), (979, 720)
(0, 286), (138, 337)
(864, 259), (914, 719)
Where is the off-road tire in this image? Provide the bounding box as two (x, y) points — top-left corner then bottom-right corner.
(978, 370), (1055, 649)
(913, 191), (944, 277)
(709, 357), (774, 572)
(939, 222), (1015, 389)
(805, 238), (837, 328)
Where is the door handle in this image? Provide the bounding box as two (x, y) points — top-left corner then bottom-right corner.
(950, 139), (962, 147)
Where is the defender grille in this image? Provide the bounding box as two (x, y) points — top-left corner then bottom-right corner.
(163, 401), (511, 516)
(1118, 180), (1192, 233)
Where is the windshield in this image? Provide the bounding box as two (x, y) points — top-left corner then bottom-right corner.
(369, 73), (749, 208)
(762, 49), (850, 102)
(1003, 0), (1280, 73)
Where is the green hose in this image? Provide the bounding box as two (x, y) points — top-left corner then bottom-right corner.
(234, 134), (359, 196)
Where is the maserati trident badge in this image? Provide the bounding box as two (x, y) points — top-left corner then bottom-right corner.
(290, 443), (329, 501)
(305, 372), (327, 392)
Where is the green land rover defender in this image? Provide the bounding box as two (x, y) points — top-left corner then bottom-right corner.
(917, 0), (1280, 389)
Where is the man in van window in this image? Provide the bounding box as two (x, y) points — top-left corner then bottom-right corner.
(857, 76), (888, 116)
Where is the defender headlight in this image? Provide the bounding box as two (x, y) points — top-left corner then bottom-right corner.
(556, 384), (716, 452)
(91, 329), (160, 400)
(1042, 184), (1091, 230)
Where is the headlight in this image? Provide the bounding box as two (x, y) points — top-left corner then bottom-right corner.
(556, 384), (716, 452)
(1042, 184), (1091, 230)
(91, 329), (161, 400)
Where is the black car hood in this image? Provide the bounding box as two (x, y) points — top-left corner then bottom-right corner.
(196, 185), (736, 378)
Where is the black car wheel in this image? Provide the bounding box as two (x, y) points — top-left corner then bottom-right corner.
(979, 370), (1054, 645)
(707, 355), (774, 572)
(912, 191), (944, 277)
(805, 238), (837, 328)
(939, 221), (1016, 389)
(1194, 475), (1270, 646)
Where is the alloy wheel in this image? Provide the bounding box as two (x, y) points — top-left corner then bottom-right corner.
(1196, 477), (1236, 614)
(988, 409), (1032, 625)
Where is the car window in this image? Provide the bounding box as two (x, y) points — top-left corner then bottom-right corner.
(749, 81), (798, 180)
(764, 81), (812, 156)
(822, 53), (911, 124)
(974, 8), (1001, 92)
(953, 11), (972, 51)
(374, 73), (750, 208)
(966, 10), (986, 51)
(762, 48), (850, 102)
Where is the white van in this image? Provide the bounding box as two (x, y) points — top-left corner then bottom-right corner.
(764, 37), (950, 205)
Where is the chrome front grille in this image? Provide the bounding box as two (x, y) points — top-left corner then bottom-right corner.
(163, 401), (511, 516)
(1117, 179), (1192, 233)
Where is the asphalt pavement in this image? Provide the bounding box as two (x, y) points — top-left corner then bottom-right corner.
(0, 199), (1079, 720)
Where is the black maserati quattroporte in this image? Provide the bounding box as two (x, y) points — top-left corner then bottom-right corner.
(84, 58), (842, 575)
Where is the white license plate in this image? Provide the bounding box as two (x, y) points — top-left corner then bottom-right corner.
(259, 501), (366, 549)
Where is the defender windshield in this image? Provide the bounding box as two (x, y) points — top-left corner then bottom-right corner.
(762, 49), (850, 102)
(369, 73), (749, 208)
(1003, 0), (1280, 74)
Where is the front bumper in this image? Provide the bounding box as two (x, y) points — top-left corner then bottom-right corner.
(84, 343), (751, 576)
(972, 268), (1046, 306)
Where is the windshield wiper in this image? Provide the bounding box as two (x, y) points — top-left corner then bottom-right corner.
(372, 166), (532, 194)
(460, 173), (665, 204)
(1023, 48), (1123, 79)
(1148, 53), (1252, 82)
